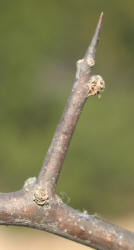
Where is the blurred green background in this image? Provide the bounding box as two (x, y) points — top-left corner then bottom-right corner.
(0, 0), (134, 219)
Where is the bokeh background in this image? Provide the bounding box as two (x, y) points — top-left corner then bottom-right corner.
(0, 0), (134, 249)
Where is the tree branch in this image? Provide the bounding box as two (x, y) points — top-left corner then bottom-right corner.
(37, 12), (104, 196)
(0, 190), (134, 250)
(0, 13), (134, 250)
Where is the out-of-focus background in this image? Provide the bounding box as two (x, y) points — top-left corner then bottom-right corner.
(0, 0), (134, 249)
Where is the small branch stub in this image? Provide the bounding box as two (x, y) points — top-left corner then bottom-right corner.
(23, 177), (36, 192)
(86, 56), (95, 67)
(87, 75), (105, 98)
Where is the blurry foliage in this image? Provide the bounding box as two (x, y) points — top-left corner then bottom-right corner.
(0, 0), (134, 217)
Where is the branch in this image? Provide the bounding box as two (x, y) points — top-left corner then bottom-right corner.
(37, 12), (104, 195)
(0, 13), (134, 250)
(0, 191), (134, 250)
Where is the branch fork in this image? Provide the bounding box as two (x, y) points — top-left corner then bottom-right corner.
(0, 12), (134, 250)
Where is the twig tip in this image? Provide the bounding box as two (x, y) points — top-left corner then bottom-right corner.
(85, 12), (104, 59)
(99, 12), (104, 26)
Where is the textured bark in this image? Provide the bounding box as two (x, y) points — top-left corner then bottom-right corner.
(0, 13), (134, 250)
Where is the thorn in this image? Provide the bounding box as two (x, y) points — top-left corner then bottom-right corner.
(85, 12), (104, 60)
(99, 12), (104, 26)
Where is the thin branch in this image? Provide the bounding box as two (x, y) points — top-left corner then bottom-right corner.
(37, 12), (104, 195)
